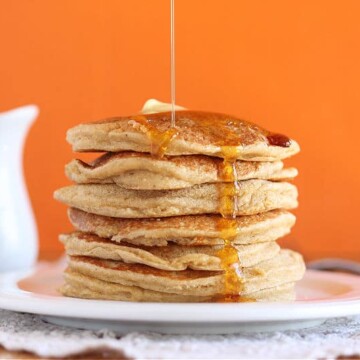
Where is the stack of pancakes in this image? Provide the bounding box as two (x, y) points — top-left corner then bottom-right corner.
(54, 110), (305, 302)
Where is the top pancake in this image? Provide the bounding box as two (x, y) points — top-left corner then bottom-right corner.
(67, 111), (300, 161)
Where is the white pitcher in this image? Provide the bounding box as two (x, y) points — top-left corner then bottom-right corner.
(0, 105), (39, 271)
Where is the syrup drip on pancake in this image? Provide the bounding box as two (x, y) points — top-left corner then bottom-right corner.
(131, 112), (292, 301)
(133, 114), (245, 301)
(132, 115), (178, 157)
(215, 146), (244, 302)
(125, 111), (292, 150)
(267, 133), (291, 147)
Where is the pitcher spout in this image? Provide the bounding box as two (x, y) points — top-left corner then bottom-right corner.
(0, 105), (39, 137)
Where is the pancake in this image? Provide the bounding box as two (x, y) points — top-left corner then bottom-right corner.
(54, 180), (298, 218)
(61, 269), (296, 302)
(66, 152), (298, 190)
(68, 208), (295, 246)
(66, 249), (305, 297)
(66, 111), (300, 161)
(60, 232), (281, 270)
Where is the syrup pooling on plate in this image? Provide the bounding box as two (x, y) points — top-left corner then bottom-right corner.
(216, 146), (244, 302)
(132, 115), (178, 158)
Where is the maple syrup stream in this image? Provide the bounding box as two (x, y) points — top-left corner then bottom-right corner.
(170, 0), (176, 128)
(216, 146), (243, 302)
(133, 0), (244, 301)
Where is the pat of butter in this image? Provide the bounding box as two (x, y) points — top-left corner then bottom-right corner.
(141, 99), (186, 114)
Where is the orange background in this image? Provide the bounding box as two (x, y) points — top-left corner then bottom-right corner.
(0, 0), (359, 261)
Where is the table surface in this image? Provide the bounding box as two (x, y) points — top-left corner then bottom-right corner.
(0, 346), (128, 359)
(1, 346), (359, 360)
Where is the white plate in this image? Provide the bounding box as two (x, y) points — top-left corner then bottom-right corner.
(0, 262), (359, 334)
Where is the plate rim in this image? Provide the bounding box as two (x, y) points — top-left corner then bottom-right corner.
(0, 265), (359, 323)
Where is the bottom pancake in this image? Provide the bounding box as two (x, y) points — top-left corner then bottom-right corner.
(61, 269), (296, 302)
(65, 249), (305, 297)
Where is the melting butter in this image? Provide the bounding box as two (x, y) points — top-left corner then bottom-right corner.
(141, 99), (186, 114)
